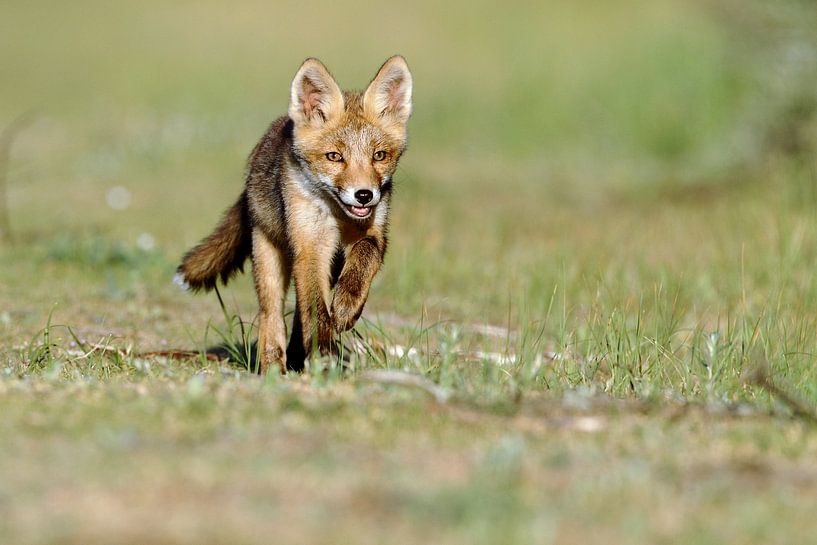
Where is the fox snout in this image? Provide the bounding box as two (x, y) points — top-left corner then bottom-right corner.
(340, 186), (380, 206)
(336, 184), (382, 219)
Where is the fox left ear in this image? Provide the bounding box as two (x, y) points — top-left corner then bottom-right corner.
(363, 55), (413, 125)
(289, 58), (345, 127)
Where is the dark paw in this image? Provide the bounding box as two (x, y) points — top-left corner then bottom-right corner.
(332, 296), (364, 333)
(332, 275), (367, 333)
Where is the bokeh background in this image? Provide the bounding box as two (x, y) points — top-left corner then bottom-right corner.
(2, 0), (817, 378)
(3, 0), (817, 316)
(3, 2), (817, 544)
(3, 1), (817, 326)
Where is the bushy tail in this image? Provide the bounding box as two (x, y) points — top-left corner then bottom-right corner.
(176, 192), (251, 292)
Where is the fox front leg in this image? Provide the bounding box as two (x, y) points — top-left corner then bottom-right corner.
(251, 229), (290, 374)
(332, 237), (384, 333)
(287, 247), (336, 371)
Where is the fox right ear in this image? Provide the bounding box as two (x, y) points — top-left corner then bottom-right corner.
(363, 55), (412, 126)
(289, 58), (345, 127)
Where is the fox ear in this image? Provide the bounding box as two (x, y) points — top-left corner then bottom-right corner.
(289, 58), (345, 126)
(363, 55), (412, 125)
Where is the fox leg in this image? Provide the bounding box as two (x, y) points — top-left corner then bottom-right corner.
(286, 234), (338, 371)
(332, 237), (384, 333)
(251, 228), (290, 374)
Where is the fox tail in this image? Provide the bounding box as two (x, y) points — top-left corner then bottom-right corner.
(175, 192), (251, 292)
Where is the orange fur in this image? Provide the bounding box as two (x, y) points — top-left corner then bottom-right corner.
(177, 56), (412, 373)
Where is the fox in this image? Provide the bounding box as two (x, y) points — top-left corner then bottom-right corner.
(175, 55), (413, 374)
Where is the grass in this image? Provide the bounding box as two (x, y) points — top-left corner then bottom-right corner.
(2, 0), (817, 543)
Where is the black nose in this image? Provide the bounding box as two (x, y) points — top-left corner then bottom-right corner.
(354, 189), (373, 204)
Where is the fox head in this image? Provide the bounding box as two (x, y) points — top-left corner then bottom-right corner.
(288, 56), (412, 221)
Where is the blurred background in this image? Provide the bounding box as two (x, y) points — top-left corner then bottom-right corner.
(1, 0), (817, 337)
(5, 5), (817, 543)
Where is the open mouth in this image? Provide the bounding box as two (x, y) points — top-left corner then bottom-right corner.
(327, 189), (376, 220)
(346, 205), (373, 219)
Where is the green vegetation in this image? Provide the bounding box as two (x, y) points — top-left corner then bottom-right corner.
(2, 0), (817, 543)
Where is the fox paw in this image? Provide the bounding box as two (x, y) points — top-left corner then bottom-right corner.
(331, 291), (365, 333)
(259, 345), (286, 375)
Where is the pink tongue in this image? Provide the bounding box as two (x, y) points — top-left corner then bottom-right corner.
(350, 206), (369, 217)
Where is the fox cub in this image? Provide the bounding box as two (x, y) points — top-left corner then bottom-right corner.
(176, 56), (412, 374)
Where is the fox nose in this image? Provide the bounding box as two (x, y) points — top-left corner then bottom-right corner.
(354, 189), (373, 205)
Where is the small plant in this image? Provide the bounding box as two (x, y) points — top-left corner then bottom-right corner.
(25, 306), (58, 370)
(20, 307), (126, 379)
(203, 285), (258, 373)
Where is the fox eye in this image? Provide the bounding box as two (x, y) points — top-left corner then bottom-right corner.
(373, 150), (388, 161)
(326, 152), (343, 162)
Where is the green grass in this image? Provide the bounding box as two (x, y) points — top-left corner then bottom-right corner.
(2, 0), (817, 543)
